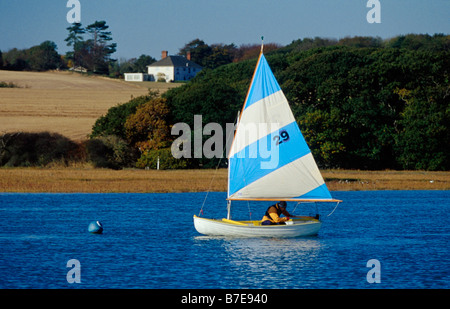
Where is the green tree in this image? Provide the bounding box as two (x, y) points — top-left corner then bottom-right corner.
(124, 97), (171, 152)
(86, 135), (136, 169)
(91, 91), (160, 139)
(178, 39), (239, 69)
(203, 43), (237, 68)
(109, 54), (156, 78)
(66, 20), (117, 73)
(85, 20), (117, 73)
(178, 39), (211, 67)
(280, 47), (403, 169)
(395, 86), (449, 170)
(134, 54), (156, 73)
(1, 48), (29, 70)
(338, 36), (382, 48)
(233, 43), (282, 62)
(164, 79), (242, 128)
(1, 41), (61, 71)
(27, 41), (62, 71)
(299, 109), (347, 168)
(0, 132), (79, 167)
(163, 78), (243, 167)
(64, 22), (85, 67)
(136, 148), (188, 169)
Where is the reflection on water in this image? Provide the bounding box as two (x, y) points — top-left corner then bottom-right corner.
(193, 236), (324, 288)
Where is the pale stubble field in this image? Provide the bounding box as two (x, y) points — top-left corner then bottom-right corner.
(0, 70), (179, 140)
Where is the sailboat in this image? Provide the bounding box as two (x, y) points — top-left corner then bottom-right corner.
(194, 44), (341, 237)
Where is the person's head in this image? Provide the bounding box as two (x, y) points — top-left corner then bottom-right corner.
(278, 201), (287, 209)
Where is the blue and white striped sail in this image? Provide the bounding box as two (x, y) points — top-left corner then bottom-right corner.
(227, 53), (334, 201)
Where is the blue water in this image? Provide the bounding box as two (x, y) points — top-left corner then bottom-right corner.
(0, 191), (448, 289)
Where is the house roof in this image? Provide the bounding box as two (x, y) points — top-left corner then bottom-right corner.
(147, 56), (202, 69)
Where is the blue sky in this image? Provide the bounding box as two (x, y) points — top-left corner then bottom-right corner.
(1, 0), (449, 60)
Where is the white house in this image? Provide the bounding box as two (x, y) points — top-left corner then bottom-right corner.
(124, 73), (151, 82)
(146, 51), (202, 82)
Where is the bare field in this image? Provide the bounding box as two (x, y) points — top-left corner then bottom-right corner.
(0, 70), (180, 140)
(0, 168), (448, 193)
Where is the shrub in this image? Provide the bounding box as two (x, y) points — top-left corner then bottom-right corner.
(91, 90), (160, 139)
(86, 135), (137, 169)
(136, 148), (189, 169)
(124, 97), (171, 152)
(0, 81), (21, 88)
(0, 132), (79, 167)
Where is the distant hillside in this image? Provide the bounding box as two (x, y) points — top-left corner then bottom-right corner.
(0, 70), (179, 140)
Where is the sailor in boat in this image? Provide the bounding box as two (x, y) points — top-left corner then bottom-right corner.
(261, 201), (300, 225)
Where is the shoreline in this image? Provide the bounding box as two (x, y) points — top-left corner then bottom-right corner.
(0, 168), (448, 193)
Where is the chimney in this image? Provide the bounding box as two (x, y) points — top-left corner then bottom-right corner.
(161, 50), (168, 59)
(186, 51), (191, 61)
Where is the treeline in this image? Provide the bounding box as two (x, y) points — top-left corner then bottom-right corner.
(0, 41), (63, 71)
(177, 38), (282, 69)
(0, 33), (281, 76)
(285, 34), (449, 170)
(0, 20), (119, 75)
(64, 21), (116, 74)
(0, 20), (149, 77)
(0, 132), (137, 170)
(1, 34), (449, 171)
(87, 34), (449, 171)
(164, 34), (449, 170)
(0, 132), (82, 167)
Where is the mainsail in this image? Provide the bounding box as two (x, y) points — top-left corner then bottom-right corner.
(227, 53), (336, 202)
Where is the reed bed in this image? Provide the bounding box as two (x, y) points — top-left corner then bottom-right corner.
(0, 167), (448, 193)
(322, 170), (449, 191)
(0, 167), (227, 193)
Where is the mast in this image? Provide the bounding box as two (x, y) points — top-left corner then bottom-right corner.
(261, 36), (264, 53)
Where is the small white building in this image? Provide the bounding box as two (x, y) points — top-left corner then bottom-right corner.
(124, 73), (151, 82)
(69, 66), (88, 73)
(146, 51), (202, 82)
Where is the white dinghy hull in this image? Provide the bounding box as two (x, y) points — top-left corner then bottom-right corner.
(193, 215), (321, 238)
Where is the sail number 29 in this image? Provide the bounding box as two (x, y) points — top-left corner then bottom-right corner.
(273, 130), (290, 146)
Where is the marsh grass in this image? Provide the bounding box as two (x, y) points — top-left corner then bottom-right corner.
(323, 170), (449, 191)
(0, 168), (448, 193)
(0, 167), (226, 193)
